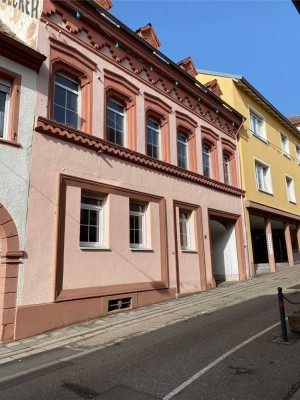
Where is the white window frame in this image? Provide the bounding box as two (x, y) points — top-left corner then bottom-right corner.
(80, 193), (104, 248)
(129, 201), (146, 249)
(54, 73), (80, 129)
(285, 175), (296, 204)
(146, 118), (160, 159)
(295, 144), (300, 165)
(223, 155), (230, 185)
(280, 132), (290, 159)
(202, 145), (211, 178)
(177, 132), (188, 170)
(254, 159), (272, 194)
(107, 98), (126, 146)
(0, 78), (11, 140)
(179, 210), (191, 250)
(249, 106), (267, 142)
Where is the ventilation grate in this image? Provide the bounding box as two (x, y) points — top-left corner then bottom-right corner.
(108, 297), (132, 312)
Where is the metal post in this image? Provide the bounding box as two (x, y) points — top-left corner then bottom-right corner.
(277, 287), (288, 342)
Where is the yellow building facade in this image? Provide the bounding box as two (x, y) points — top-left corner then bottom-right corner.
(197, 71), (300, 275)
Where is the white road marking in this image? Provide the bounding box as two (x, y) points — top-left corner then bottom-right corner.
(163, 321), (281, 400)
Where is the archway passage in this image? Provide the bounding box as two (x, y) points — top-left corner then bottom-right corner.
(0, 204), (22, 343)
(209, 219), (239, 285)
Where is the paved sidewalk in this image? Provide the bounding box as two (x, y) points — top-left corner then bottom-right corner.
(1, 266), (300, 368)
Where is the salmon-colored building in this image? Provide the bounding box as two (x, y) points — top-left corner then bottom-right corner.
(1, 0), (248, 341)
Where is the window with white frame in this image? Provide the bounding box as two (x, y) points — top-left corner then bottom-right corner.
(295, 144), (300, 165)
(53, 74), (79, 129)
(280, 133), (290, 158)
(107, 98), (125, 146)
(177, 133), (188, 169)
(0, 79), (10, 139)
(223, 155), (230, 185)
(202, 145), (211, 178)
(179, 210), (191, 250)
(285, 176), (296, 203)
(250, 108), (265, 140)
(80, 193), (104, 247)
(255, 160), (271, 193)
(146, 118), (160, 159)
(130, 202), (146, 248)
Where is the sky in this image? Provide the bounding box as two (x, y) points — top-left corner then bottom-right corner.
(107, 0), (300, 117)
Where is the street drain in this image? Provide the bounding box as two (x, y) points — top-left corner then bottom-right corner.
(62, 381), (100, 399)
(228, 366), (253, 375)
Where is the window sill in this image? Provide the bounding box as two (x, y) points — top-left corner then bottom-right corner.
(288, 200), (297, 205)
(0, 138), (20, 148)
(283, 153), (291, 160)
(80, 247), (111, 251)
(252, 133), (269, 145)
(257, 188), (273, 196)
(181, 249), (198, 254)
(130, 248), (154, 252)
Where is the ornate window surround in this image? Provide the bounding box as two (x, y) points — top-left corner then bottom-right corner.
(144, 92), (171, 163)
(0, 66), (21, 147)
(201, 126), (219, 181)
(221, 137), (238, 187)
(48, 38), (96, 134)
(176, 111), (198, 173)
(104, 69), (139, 151)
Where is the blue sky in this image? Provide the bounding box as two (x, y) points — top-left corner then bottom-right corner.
(109, 1), (300, 117)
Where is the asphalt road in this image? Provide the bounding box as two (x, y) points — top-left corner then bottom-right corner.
(1, 293), (300, 400)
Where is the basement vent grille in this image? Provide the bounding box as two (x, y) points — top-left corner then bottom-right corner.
(108, 297), (132, 312)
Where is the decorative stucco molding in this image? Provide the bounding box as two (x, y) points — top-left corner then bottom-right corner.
(136, 23), (161, 49)
(94, 0), (113, 10)
(204, 79), (223, 98)
(41, 1), (242, 139)
(177, 57), (198, 78)
(35, 116), (245, 197)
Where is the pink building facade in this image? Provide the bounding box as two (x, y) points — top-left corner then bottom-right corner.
(1, 0), (249, 341)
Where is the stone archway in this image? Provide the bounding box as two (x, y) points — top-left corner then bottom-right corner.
(0, 204), (23, 343)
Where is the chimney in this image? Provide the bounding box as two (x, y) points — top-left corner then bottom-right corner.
(136, 23), (161, 49)
(177, 57), (197, 78)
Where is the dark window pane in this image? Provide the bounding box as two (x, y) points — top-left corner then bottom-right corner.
(152, 146), (159, 159)
(0, 91), (6, 138)
(53, 104), (65, 124)
(55, 74), (78, 91)
(130, 229), (135, 245)
(147, 119), (159, 130)
(81, 196), (102, 206)
(130, 203), (144, 213)
(107, 98), (124, 113)
(80, 209), (89, 225)
(136, 229), (142, 244)
(89, 226), (99, 243)
(54, 85), (66, 107)
(67, 91), (78, 112)
(80, 225), (89, 242)
(107, 109), (115, 128)
(107, 126), (116, 143)
(66, 110), (78, 128)
(89, 210), (99, 226)
(115, 114), (124, 132)
(116, 130), (124, 146)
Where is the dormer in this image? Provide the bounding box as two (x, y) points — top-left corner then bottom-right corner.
(177, 57), (197, 78)
(94, 0), (112, 10)
(136, 23), (161, 49)
(204, 79), (223, 98)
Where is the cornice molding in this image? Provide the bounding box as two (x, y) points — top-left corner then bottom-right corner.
(42, 1), (242, 138)
(35, 116), (244, 198)
(0, 33), (46, 71)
